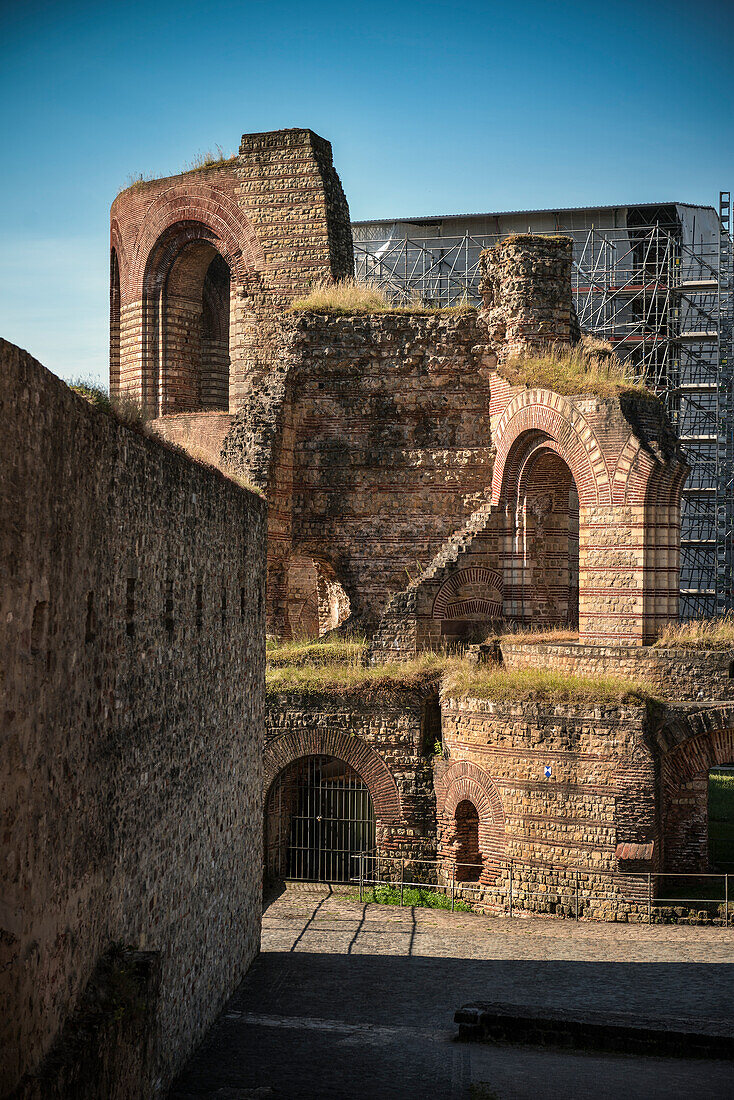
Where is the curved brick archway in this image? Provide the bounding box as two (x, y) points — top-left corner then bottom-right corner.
(264, 730), (402, 824)
(128, 182), (265, 294)
(491, 389), (611, 509)
(432, 567), (503, 621)
(435, 760), (505, 883)
(661, 712), (734, 870)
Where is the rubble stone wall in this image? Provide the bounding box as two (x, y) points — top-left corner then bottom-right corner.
(501, 641), (734, 701)
(0, 340), (266, 1095)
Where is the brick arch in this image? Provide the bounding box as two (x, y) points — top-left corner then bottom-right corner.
(435, 760), (505, 883)
(432, 567), (503, 620)
(662, 725), (734, 795)
(264, 730), (402, 824)
(128, 182), (265, 293)
(491, 390), (611, 508)
(660, 708), (734, 870)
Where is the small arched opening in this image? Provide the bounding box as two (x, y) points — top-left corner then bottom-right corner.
(454, 800), (482, 882)
(162, 240), (231, 413)
(708, 764), (734, 871)
(265, 755), (375, 883)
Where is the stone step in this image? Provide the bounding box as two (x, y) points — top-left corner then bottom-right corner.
(455, 1001), (734, 1059)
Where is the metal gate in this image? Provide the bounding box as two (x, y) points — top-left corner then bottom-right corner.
(265, 755), (376, 883)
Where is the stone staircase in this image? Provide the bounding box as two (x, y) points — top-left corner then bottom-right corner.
(368, 499), (495, 661)
(405, 498), (495, 592)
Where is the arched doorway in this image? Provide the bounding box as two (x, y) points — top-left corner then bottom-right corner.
(509, 444), (580, 629)
(709, 764), (734, 871)
(454, 800), (481, 882)
(143, 222), (233, 416)
(265, 755), (375, 882)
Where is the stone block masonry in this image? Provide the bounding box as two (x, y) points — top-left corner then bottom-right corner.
(0, 339), (266, 1095)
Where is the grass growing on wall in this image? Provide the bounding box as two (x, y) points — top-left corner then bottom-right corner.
(266, 636), (367, 667)
(499, 627), (580, 644)
(441, 665), (655, 704)
(500, 337), (649, 398)
(291, 278), (476, 316)
(654, 615), (734, 650)
(266, 640), (656, 704)
(266, 650), (452, 698)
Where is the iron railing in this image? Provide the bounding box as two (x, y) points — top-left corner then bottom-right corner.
(350, 854), (732, 925)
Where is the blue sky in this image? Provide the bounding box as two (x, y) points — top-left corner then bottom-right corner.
(1, 0), (732, 385)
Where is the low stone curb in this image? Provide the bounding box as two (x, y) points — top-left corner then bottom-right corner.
(454, 1002), (734, 1060)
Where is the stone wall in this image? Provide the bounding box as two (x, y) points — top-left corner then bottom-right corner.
(1, 340), (266, 1095)
(501, 641), (734, 702)
(479, 234), (576, 358)
(436, 696), (658, 918)
(264, 688), (439, 872)
(223, 309), (496, 635)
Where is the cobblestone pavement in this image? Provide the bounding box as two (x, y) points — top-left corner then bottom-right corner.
(170, 885), (734, 1099)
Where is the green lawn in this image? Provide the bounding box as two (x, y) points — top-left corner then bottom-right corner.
(709, 769), (734, 869)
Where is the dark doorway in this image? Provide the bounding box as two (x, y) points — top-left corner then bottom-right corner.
(265, 755), (375, 883)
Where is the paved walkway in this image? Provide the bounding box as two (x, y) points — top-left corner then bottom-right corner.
(170, 885), (734, 1099)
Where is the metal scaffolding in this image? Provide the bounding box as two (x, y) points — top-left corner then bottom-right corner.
(353, 199), (734, 617)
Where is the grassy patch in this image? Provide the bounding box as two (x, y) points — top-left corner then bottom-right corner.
(709, 769), (734, 867)
(654, 615), (734, 650)
(499, 337), (649, 398)
(266, 651), (452, 698)
(68, 379), (111, 413)
(359, 884), (472, 912)
(291, 278), (476, 316)
(442, 665), (655, 704)
(266, 636), (367, 667)
(182, 145), (238, 173)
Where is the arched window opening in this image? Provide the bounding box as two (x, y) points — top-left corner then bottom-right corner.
(454, 799), (481, 883)
(513, 448), (579, 630)
(265, 755), (375, 882)
(284, 554), (351, 639)
(110, 248), (120, 396)
(708, 765), (734, 871)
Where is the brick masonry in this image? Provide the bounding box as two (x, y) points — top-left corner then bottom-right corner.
(223, 309), (495, 636)
(110, 128), (353, 417)
(0, 339), (266, 1095)
(263, 689), (440, 872)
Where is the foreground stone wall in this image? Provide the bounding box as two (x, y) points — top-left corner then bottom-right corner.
(1, 340), (266, 1095)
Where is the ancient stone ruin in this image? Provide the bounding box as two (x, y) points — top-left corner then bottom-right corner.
(3, 126), (734, 1097)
